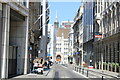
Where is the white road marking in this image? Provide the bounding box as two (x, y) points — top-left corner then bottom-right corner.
(61, 64), (91, 79)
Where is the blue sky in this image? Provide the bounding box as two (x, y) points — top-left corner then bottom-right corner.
(49, 2), (81, 25)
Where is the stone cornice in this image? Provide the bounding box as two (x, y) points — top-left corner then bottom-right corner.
(0, 0), (29, 16)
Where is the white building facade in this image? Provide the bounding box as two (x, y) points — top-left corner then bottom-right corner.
(55, 28), (70, 64)
(56, 35), (69, 64)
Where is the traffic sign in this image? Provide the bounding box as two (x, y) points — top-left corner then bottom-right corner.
(47, 53), (51, 56)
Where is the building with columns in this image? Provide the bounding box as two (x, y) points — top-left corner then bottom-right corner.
(0, 1), (29, 79)
(94, 0), (120, 73)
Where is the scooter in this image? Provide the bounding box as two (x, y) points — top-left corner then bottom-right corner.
(33, 63), (44, 74)
(37, 64), (43, 74)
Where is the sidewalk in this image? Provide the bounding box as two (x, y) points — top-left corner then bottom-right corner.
(63, 64), (120, 79)
(8, 66), (53, 79)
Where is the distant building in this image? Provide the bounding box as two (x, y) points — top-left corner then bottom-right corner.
(53, 12), (70, 64)
(61, 21), (74, 29)
(47, 24), (56, 62)
(56, 28), (70, 64)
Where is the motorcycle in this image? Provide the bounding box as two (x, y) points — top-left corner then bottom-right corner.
(33, 63), (44, 74)
(37, 64), (43, 74)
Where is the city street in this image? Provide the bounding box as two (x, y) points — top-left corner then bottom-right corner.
(51, 64), (86, 78)
(10, 64), (88, 79)
(0, 0), (120, 79)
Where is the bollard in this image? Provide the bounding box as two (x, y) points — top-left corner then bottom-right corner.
(82, 68), (84, 74)
(77, 67), (79, 72)
(102, 71), (104, 80)
(79, 68), (81, 73)
(102, 76), (103, 80)
(87, 70), (88, 77)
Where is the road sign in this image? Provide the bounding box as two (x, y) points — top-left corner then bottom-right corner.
(95, 35), (102, 38)
(95, 32), (102, 38)
(47, 53), (51, 57)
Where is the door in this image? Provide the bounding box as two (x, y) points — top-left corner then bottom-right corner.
(8, 46), (17, 77)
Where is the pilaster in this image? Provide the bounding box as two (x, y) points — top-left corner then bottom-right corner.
(1, 3), (10, 79)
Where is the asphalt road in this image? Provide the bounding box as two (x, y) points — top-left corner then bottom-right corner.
(9, 64), (89, 80)
(49, 64), (88, 79)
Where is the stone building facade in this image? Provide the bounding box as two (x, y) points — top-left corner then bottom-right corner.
(0, 1), (29, 78)
(94, 1), (120, 73)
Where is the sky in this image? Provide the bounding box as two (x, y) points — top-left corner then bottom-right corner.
(49, 2), (81, 25)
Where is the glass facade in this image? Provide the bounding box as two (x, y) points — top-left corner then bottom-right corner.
(83, 1), (94, 43)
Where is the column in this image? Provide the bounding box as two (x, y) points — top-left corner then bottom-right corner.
(24, 16), (29, 74)
(104, 44), (106, 70)
(111, 43), (113, 71)
(1, 4), (10, 79)
(94, 46), (97, 69)
(118, 40), (120, 76)
(99, 43), (101, 69)
(41, 0), (47, 59)
(115, 42), (117, 72)
(115, 7), (117, 33)
(107, 44), (109, 71)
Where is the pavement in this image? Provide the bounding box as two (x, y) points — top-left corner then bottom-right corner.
(6, 64), (89, 79)
(5, 63), (120, 80)
(7, 66), (53, 80)
(63, 64), (120, 80)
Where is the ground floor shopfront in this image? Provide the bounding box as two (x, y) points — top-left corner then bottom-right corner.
(94, 33), (120, 73)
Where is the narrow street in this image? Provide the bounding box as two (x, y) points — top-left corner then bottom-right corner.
(0, 1), (120, 79)
(51, 64), (87, 79)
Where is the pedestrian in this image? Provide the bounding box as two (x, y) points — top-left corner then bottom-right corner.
(39, 57), (45, 66)
(33, 56), (39, 64)
(33, 56), (39, 72)
(47, 58), (50, 69)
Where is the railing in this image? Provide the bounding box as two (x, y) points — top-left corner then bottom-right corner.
(73, 65), (118, 79)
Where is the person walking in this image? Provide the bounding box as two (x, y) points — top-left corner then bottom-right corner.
(33, 56), (39, 73)
(39, 57), (45, 66)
